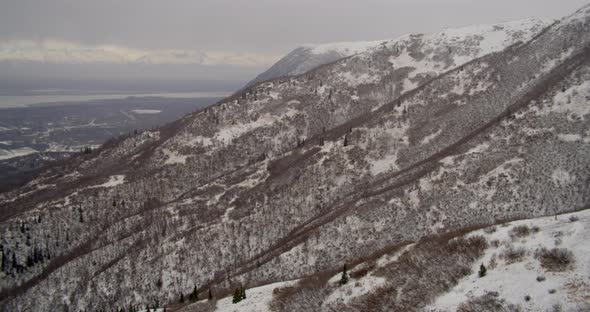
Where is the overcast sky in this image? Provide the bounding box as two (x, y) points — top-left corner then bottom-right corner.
(1, 0), (588, 63)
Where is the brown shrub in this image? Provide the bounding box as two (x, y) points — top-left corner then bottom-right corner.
(535, 247), (575, 271)
(457, 291), (519, 312)
(447, 235), (488, 254)
(509, 225), (530, 239)
(489, 254), (498, 269)
(500, 246), (527, 264)
(483, 226), (497, 234)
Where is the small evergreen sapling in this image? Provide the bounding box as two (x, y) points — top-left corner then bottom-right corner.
(190, 285), (198, 302)
(479, 263), (487, 277)
(232, 286), (247, 304)
(232, 288), (240, 304)
(340, 264), (349, 285)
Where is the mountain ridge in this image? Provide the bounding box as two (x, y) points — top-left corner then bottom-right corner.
(245, 17), (552, 87)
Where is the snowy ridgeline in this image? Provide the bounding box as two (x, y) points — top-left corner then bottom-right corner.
(249, 17), (551, 86)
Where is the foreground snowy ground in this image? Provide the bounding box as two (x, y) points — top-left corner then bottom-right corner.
(213, 280), (298, 312)
(175, 210), (589, 311)
(427, 209), (590, 311)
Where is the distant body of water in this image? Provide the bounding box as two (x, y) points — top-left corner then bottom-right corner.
(0, 91), (231, 108)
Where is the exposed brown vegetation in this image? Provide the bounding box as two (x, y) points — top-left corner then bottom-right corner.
(499, 245), (527, 264)
(535, 247), (575, 271)
(457, 291), (519, 312)
(509, 224), (531, 239)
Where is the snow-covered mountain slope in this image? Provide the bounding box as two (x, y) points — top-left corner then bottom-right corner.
(197, 209), (588, 312)
(1, 4), (590, 311)
(245, 17), (551, 87)
(427, 210), (590, 312)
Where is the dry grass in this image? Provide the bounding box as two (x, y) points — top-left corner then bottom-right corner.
(499, 245), (527, 264)
(535, 247), (575, 271)
(509, 225), (530, 239)
(456, 291), (519, 312)
(490, 239), (501, 248)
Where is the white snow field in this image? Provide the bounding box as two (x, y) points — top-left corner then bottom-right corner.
(427, 209), (590, 311)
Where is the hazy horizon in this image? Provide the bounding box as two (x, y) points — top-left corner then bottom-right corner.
(1, 0), (588, 92)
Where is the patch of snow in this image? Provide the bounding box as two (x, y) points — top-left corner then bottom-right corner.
(90, 175), (125, 188)
(376, 244), (416, 268)
(131, 109), (162, 114)
(338, 71), (380, 87)
(551, 168), (572, 186)
(185, 135), (214, 147)
(421, 129), (443, 145)
(214, 280), (298, 312)
(163, 148), (188, 165)
(557, 133), (582, 142)
(543, 80), (590, 120)
(369, 153), (398, 175)
(215, 113), (280, 144)
(323, 275), (387, 306)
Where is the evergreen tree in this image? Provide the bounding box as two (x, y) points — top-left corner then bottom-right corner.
(343, 135), (349, 147)
(478, 263), (487, 277)
(12, 252), (17, 272)
(339, 264), (349, 285)
(242, 286), (246, 299)
(190, 285), (198, 302)
(232, 288), (240, 304)
(208, 289), (213, 300)
(179, 293), (184, 303)
(1, 250), (6, 272)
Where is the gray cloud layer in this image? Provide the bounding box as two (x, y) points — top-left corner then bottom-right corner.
(2, 0), (588, 55)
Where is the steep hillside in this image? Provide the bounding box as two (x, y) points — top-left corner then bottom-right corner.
(178, 209), (590, 312)
(1, 5), (589, 311)
(246, 18), (551, 87)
